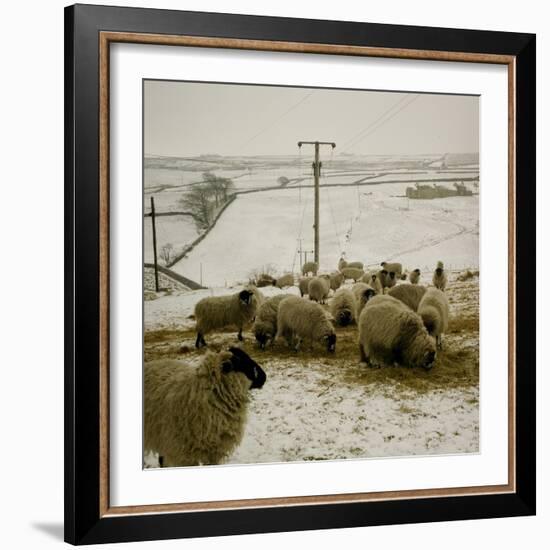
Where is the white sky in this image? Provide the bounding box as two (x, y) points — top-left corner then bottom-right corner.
(144, 80), (478, 157)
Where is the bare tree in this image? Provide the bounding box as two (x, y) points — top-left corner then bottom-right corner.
(179, 184), (213, 231)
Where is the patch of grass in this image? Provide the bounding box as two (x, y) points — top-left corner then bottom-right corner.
(448, 316), (479, 333)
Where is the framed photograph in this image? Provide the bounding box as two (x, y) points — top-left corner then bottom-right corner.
(65, 4), (536, 545)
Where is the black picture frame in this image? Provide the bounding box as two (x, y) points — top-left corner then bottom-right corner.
(65, 3), (536, 545)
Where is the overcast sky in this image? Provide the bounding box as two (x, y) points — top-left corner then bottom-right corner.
(144, 80), (478, 157)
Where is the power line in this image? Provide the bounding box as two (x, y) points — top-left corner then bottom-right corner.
(343, 94), (421, 153)
(239, 91), (316, 150)
(340, 94), (412, 151)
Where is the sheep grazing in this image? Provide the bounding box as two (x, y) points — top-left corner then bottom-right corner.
(256, 273), (276, 287)
(432, 261), (448, 291)
(273, 273), (295, 289)
(338, 257), (364, 270)
(352, 282), (376, 319)
(298, 277), (312, 297)
(276, 296), (336, 352)
(308, 276), (330, 304)
(357, 295), (436, 369)
(362, 271), (383, 295)
(381, 261), (403, 278)
(409, 269), (421, 284)
(144, 347), (266, 467)
(254, 294), (292, 349)
(340, 266), (364, 282)
(194, 288), (260, 348)
(329, 288), (356, 326)
(418, 288), (449, 349)
(388, 284), (427, 311)
(329, 271), (344, 292)
(302, 261), (319, 276)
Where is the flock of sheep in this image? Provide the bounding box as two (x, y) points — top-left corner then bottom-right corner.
(144, 256), (454, 468)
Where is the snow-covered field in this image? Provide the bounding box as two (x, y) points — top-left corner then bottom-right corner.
(144, 274), (479, 466)
(171, 182), (478, 287)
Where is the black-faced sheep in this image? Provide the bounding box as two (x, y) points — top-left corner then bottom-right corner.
(298, 277), (312, 297)
(308, 276), (330, 304)
(409, 268), (421, 284)
(329, 288), (356, 326)
(362, 271), (383, 295)
(302, 261), (319, 276)
(388, 284), (427, 311)
(432, 261), (448, 291)
(341, 266), (364, 282)
(276, 296), (336, 353)
(381, 261), (403, 278)
(385, 271), (398, 290)
(144, 347), (266, 467)
(253, 293), (292, 349)
(357, 295), (436, 369)
(352, 282), (376, 319)
(194, 288), (261, 348)
(418, 287), (449, 349)
(273, 273), (295, 289)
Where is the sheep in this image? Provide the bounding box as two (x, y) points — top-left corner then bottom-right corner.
(432, 261), (448, 291)
(329, 288), (356, 326)
(273, 273), (295, 289)
(329, 271), (344, 292)
(298, 277), (312, 297)
(385, 270), (398, 290)
(144, 347), (266, 467)
(256, 273), (276, 287)
(338, 257), (347, 271)
(340, 266), (364, 282)
(381, 261), (403, 278)
(276, 295), (336, 352)
(357, 295), (436, 369)
(308, 276), (330, 304)
(352, 282), (376, 319)
(409, 268), (421, 284)
(361, 270), (383, 295)
(302, 261), (319, 276)
(388, 284), (427, 311)
(418, 288), (449, 349)
(253, 294), (292, 349)
(194, 288), (260, 348)
(338, 257), (363, 270)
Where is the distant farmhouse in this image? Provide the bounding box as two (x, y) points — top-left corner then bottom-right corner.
(406, 182), (474, 199)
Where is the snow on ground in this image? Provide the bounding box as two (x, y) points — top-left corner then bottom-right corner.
(171, 181), (478, 286)
(144, 274), (479, 466)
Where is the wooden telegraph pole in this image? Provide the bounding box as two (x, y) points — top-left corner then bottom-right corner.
(150, 196), (159, 292)
(297, 141), (336, 264)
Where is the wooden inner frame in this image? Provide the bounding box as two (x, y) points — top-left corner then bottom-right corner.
(98, 31), (517, 518)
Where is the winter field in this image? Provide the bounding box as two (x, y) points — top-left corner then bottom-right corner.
(144, 155), (479, 286)
(143, 272), (479, 466)
(143, 154), (479, 466)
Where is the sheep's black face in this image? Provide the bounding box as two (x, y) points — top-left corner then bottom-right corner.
(255, 331), (269, 349)
(239, 289), (254, 305)
(338, 311), (352, 326)
(389, 271), (396, 280)
(435, 267), (443, 276)
(224, 347), (266, 388)
(422, 350), (436, 370)
(364, 289), (375, 303)
(414, 269), (420, 274)
(325, 333), (336, 353)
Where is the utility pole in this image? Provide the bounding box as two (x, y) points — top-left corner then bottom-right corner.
(150, 196), (159, 292)
(297, 141), (336, 264)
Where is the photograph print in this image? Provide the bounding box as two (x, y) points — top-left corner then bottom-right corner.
(143, 80), (480, 469)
